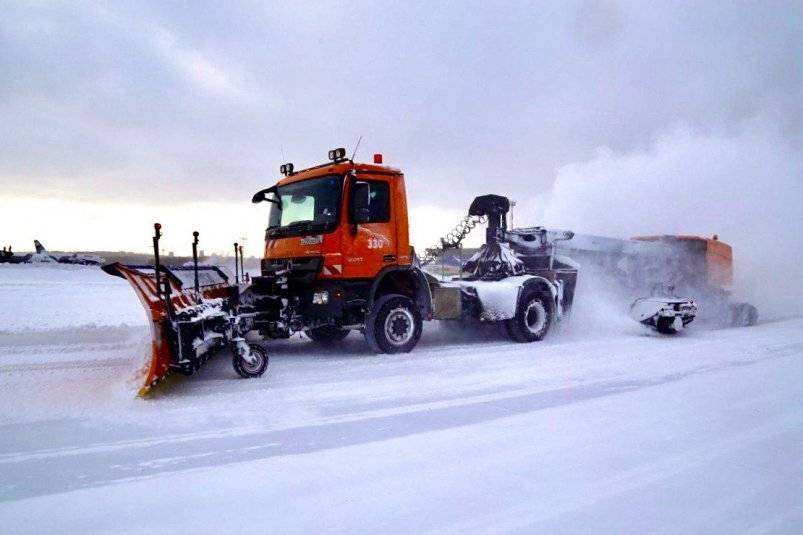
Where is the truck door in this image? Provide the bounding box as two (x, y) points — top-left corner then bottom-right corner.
(341, 176), (397, 278)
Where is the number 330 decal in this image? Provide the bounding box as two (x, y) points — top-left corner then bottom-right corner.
(367, 237), (388, 249)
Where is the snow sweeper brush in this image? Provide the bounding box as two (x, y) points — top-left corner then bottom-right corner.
(102, 224), (268, 396)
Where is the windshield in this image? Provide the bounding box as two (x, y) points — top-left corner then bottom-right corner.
(267, 174), (342, 237)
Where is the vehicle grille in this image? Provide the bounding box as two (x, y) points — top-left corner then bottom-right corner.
(261, 257), (323, 276)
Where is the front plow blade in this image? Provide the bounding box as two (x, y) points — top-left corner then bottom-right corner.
(103, 262), (237, 396)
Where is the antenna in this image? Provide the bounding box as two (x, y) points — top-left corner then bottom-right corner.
(280, 145), (285, 161)
(350, 136), (363, 161)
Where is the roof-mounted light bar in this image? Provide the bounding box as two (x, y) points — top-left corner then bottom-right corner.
(328, 147), (347, 162)
(280, 162), (294, 176)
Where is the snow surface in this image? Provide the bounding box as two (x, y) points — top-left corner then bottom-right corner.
(0, 265), (801, 533)
(0, 264), (145, 331)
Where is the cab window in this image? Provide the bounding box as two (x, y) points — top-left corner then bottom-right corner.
(366, 181), (390, 222)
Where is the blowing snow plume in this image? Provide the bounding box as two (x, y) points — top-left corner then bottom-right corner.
(537, 122), (803, 322)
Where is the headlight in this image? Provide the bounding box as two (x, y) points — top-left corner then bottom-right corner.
(312, 290), (330, 305)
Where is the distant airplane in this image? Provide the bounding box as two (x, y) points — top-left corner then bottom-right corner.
(0, 245), (27, 264)
(34, 240), (105, 265)
(0, 241), (104, 265)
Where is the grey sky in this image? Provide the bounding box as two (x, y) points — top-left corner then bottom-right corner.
(1, 1), (802, 251)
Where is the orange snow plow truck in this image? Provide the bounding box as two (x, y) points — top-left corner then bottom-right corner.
(104, 148), (580, 393)
(104, 147), (754, 395)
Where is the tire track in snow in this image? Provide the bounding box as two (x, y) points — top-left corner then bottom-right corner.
(0, 347), (796, 501)
(0, 357), (132, 374)
(434, 412), (803, 534)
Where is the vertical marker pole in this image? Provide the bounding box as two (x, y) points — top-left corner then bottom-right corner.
(153, 223), (162, 297)
(192, 231), (200, 295)
(239, 244), (244, 284)
(234, 242), (239, 285)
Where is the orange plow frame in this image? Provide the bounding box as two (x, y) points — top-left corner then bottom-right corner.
(103, 262), (235, 395)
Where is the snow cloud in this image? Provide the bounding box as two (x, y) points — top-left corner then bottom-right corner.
(537, 119), (803, 319)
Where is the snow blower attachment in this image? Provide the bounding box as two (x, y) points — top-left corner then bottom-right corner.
(102, 224), (268, 396)
(630, 283), (697, 334)
(462, 194), (525, 280)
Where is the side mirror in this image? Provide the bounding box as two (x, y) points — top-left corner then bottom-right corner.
(351, 181), (371, 224)
(252, 187), (281, 206)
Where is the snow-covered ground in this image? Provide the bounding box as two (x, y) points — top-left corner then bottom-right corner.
(0, 264), (145, 331)
(0, 265), (801, 533)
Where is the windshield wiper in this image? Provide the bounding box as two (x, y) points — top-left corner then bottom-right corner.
(268, 220), (333, 237)
(286, 220), (315, 228)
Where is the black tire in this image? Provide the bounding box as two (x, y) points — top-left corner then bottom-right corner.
(364, 293), (423, 354)
(505, 291), (552, 342)
(655, 317), (678, 335)
(731, 303), (758, 327)
(233, 343), (269, 378)
(305, 326), (350, 343)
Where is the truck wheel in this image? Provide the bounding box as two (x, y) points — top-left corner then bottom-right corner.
(364, 293), (422, 354)
(305, 326), (350, 344)
(233, 343), (269, 378)
(505, 292), (552, 342)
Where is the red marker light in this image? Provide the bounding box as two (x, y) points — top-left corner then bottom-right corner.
(373, 153), (383, 164)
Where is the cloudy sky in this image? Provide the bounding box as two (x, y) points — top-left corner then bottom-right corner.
(1, 1), (801, 257)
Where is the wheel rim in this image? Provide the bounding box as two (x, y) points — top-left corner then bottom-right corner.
(524, 300), (547, 335)
(241, 346), (265, 374)
(384, 307), (415, 346)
